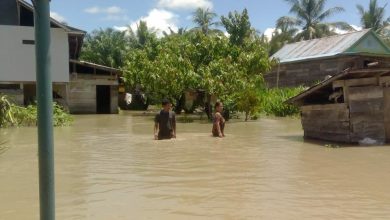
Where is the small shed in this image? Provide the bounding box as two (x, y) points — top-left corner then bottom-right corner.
(287, 67), (390, 144)
(68, 60), (120, 114)
(265, 29), (390, 87)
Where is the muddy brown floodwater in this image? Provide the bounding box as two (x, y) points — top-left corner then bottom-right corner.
(1, 112), (390, 219)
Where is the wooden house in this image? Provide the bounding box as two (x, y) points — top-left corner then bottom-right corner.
(287, 67), (390, 144)
(0, 0), (120, 114)
(265, 29), (390, 88)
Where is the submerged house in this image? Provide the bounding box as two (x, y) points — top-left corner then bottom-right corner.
(0, 0), (120, 114)
(265, 29), (390, 87)
(287, 67), (390, 144)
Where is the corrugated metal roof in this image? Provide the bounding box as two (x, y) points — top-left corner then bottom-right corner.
(271, 29), (371, 63)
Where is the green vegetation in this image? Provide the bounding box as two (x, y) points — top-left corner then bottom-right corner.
(260, 87), (306, 117)
(357, 0), (390, 34)
(78, 2), (390, 119)
(0, 95), (73, 128)
(276, 0), (352, 41)
(80, 28), (128, 68)
(122, 8), (273, 115)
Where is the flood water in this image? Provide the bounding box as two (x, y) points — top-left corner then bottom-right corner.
(1, 112), (390, 219)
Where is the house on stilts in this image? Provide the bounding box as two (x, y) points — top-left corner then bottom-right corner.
(0, 0), (122, 114)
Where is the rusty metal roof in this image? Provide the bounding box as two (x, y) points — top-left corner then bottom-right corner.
(271, 29), (375, 63)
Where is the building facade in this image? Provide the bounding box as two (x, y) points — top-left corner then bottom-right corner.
(0, 0), (120, 114)
(265, 29), (390, 88)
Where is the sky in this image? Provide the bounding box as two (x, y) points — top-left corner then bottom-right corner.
(46, 0), (390, 37)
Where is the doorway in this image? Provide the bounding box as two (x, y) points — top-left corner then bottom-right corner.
(96, 85), (111, 114)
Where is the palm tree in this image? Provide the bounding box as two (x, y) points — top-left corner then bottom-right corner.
(127, 20), (157, 48)
(80, 28), (127, 68)
(269, 22), (299, 55)
(192, 8), (220, 35)
(357, 0), (390, 34)
(221, 8), (253, 45)
(277, 0), (352, 41)
(162, 27), (188, 37)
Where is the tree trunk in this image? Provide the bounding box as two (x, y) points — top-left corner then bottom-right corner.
(205, 93), (212, 120)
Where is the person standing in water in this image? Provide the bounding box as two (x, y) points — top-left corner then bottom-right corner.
(154, 99), (176, 140)
(212, 101), (225, 138)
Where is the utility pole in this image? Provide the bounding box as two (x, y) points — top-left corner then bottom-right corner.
(33, 0), (55, 219)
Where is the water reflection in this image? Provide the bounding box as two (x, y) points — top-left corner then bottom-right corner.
(1, 112), (390, 219)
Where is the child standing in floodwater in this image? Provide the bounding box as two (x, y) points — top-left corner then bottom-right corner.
(212, 101), (225, 138)
(154, 99), (176, 140)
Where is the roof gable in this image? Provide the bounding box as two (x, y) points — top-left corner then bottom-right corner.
(271, 29), (390, 63)
(18, 0), (85, 35)
(346, 31), (390, 54)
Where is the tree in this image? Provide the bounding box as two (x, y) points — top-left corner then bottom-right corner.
(80, 28), (127, 68)
(127, 20), (157, 49)
(277, 0), (352, 41)
(221, 8), (252, 46)
(192, 8), (220, 35)
(122, 29), (273, 118)
(162, 27), (188, 37)
(357, 0), (390, 34)
(236, 87), (263, 121)
(269, 22), (299, 55)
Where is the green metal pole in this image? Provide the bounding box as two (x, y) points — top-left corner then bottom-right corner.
(34, 0), (55, 220)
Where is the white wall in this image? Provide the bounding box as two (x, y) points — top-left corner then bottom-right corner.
(0, 25), (69, 82)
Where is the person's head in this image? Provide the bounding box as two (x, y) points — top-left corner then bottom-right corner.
(162, 99), (172, 111)
(215, 101), (223, 112)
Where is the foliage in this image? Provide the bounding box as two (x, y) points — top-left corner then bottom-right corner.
(277, 0), (353, 41)
(123, 28), (272, 110)
(235, 87), (263, 121)
(0, 95), (73, 127)
(269, 22), (298, 55)
(0, 95), (14, 127)
(80, 28), (128, 68)
(127, 20), (158, 49)
(221, 8), (252, 46)
(356, 0), (390, 34)
(192, 8), (221, 35)
(260, 87), (306, 117)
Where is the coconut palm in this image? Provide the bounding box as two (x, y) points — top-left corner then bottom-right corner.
(192, 8), (220, 35)
(221, 8), (253, 45)
(80, 28), (128, 68)
(277, 0), (352, 41)
(356, 0), (390, 34)
(127, 20), (157, 48)
(269, 22), (299, 55)
(162, 27), (188, 37)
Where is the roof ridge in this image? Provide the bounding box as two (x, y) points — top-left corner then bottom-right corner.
(286, 29), (370, 46)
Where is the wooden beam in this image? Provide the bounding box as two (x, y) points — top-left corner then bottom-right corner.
(301, 103), (348, 111)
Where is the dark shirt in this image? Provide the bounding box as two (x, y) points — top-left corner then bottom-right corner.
(155, 110), (175, 139)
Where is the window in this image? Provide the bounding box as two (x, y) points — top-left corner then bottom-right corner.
(22, 40), (35, 45)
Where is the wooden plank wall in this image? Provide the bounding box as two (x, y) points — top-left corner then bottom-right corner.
(348, 86), (385, 143)
(383, 87), (390, 142)
(265, 56), (357, 87)
(266, 55), (390, 88)
(301, 104), (350, 142)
